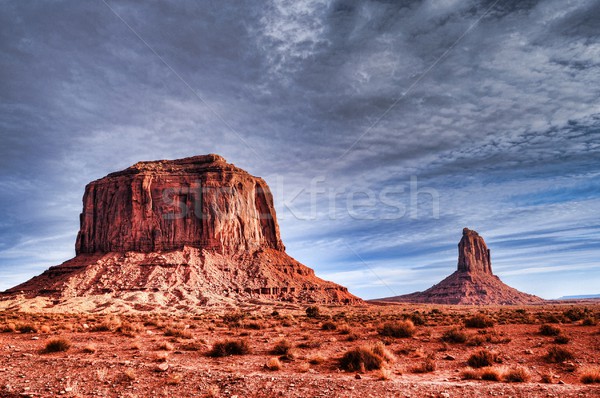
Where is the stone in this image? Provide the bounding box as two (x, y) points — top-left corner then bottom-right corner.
(374, 228), (544, 305)
(2, 155), (360, 310)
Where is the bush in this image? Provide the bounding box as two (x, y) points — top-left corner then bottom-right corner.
(465, 314), (494, 329)
(467, 349), (499, 368)
(563, 308), (585, 322)
(321, 321), (337, 331)
(554, 335), (570, 344)
(544, 346), (574, 363)
(339, 343), (393, 372)
(539, 324), (561, 336)
(411, 356), (436, 373)
(305, 306), (320, 318)
(480, 367), (502, 381)
(271, 339), (292, 355)
(504, 367), (530, 382)
(378, 320), (415, 338)
(44, 338), (71, 353)
(208, 340), (250, 357)
(580, 366), (600, 384)
(582, 317), (597, 326)
(460, 368), (481, 380)
(265, 357), (282, 371)
(441, 328), (467, 344)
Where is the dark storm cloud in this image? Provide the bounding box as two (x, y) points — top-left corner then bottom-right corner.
(1, 0), (599, 298)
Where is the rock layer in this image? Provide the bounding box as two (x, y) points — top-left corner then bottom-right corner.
(3, 155), (360, 311)
(375, 228), (544, 305)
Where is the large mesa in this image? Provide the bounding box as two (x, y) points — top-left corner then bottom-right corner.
(2, 155), (360, 312)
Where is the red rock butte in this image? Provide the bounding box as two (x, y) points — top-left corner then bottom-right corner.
(376, 228), (544, 305)
(2, 155), (360, 312)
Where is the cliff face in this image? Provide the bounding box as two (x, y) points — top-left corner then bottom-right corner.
(75, 154), (284, 255)
(457, 228), (492, 274)
(375, 228), (544, 305)
(4, 155), (360, 311)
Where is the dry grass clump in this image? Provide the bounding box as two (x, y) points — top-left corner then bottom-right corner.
(157, 341), (174, 351)
(321, 321), (337, 331)
(305, 306), (320, 318)
(271, 339), (292, 355)
(90, 316), (122, 332)
(480, 367), (503, 381)
(464, 314), (494, 329)
(265, 357), (283, 371)
(581, 317), (597, 326)
(410, 356), (436, 373)
(339, 342), (394, 372)
(554, 335), (570, 344)
(539, 324), (561, 336)
(580, 366), (600, 384)
(461, 367), (481, 380)
(544, 346), (574, 363)
(308, 354), (326, 365)
(467, 349), (500, 368)
(504, 366), (530, 382)
(43, 338), (71, 353)
(378, 320), (415, 338)
(82, 344), (97, 353)
(208, 339), (250, 357)
(164, 325), (193, 339)
(441, 327), (468, 343)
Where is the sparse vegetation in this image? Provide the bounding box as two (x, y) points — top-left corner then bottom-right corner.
(43, 338), (71, 353)
(504, 367), (530, 382)
(410, 356), (436, 373)
(208, 339), (250, 357)
(464, 314), (494, 329)
(305, 306), (320, 318)
(480, 367), (502, 381)
(467, 349), (499, 368)
(266, 357), (282, 371)
(580, 366), (600, 384)
(539, 324), (561, 336)
(340, 343), (394, 372)
(321, 321), (337, 331)
(271, 339), (292, 356)
(378, 320), (415, 338)
(544, 346), (574, 363)
(441, 327), (468, 343)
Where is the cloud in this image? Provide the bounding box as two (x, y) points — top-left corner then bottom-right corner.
(0, 0), (598, 298)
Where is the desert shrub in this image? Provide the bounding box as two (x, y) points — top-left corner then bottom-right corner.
(441, 328), (467, 344)
(540, 372), (553, 383)
(222, 311), (245, 326)
(164, 326), (193, 339)
(208, 339), (250, 357)
(408, 312), (426, 326)
(464, 314), (494, 329)
(16, 323), (38, 333)
(554, 335), (570, 344)
(338, 325), (351, 335)
(44, 338), (71, 353)
(460, 368), (481, 380)
(582, 317), (597, 326)
(466, 335), (485, 346)
(378, 320), (415, 338)
(157, 341), (174, 351)
(411, 356), (436, 373)
(346, 333), (360, 342)
(539, 324), (561, 336)
(243, 321), (264, 330)
(297, 340), (321, 349)
(340, 346), (384, 371)
(544, 346), (574, 363)
(271, 339), (292, 355)
(308, 354), (326, 364)
(305, 306), (320, 318)
(1, 322), (16, 333)
(265, 357), (282, 371)
(580, 366), (600, 384)
(117, 321), (142, 337)
(82, 344), (97, 353)
(563, 307), (585, 322)
(504, 367), (530, 382)
(321, 321), (337, 331)
(467, 349), (499, 368)
(480, 367), (502, 381)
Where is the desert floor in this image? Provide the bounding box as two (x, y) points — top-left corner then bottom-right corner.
(1, 302), (599, 397)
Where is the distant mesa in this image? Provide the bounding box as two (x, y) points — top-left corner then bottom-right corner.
(375, 228), (545, 305)
(2, 154), (360, 312)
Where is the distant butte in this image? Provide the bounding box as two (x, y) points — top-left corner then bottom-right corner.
(375, 228), (545, 305)
(2, 154), (360, 312)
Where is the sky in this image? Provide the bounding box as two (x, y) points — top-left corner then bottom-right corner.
(1, 0), (599, 299)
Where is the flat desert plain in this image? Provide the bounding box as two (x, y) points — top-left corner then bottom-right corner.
(1, 303), (599, 397)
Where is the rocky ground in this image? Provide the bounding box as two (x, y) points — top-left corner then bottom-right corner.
(1, 303), (599, 398)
